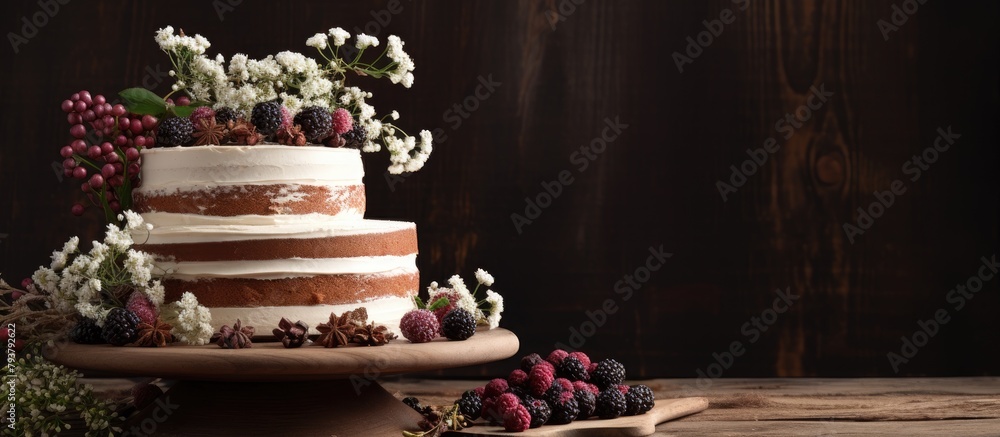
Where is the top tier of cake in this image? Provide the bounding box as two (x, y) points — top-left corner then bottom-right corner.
(133, 145), (366, 220)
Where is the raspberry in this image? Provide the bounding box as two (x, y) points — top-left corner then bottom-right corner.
(595, 389), (627, 419)
(520, 353), (544, 372)
(588, 362), (598, 375)
(548, 393), (579, 425)
(544, 378), (573, 405)
(481, 397), (501, 425)
(616, 384), (630, 396)
(331, 107), (353, 134)
(280, 105), (293, 128)
(569, 351), (592, 369)
(101, 308), (141, 346)
(484, 378), (509, 399)
(68, 318), (105, 344)
(591, 359), (627, 389)
(293, 106), (333, 141)
(533, 360), (556, 375)
(575, 389), (596, 420)
(473, 386), (485, 398)
(546, 349), (569, 366)
(522, 397), (551, 428)
(508, 369), (528, 387)
(528, 365), (554, 397)
(126, 292), (158, 325)
(625, 384), (655, 415)
(503, 404), (531, 432)
(573, 381), (599, 395)
(189, 106), (216, 126)
(558, 356), (589, 381)
(398, 309), (439, 343)
(495, 393), (521, 416)
(441, 308), (476, 341)
(214, 107), (239, 125)
(250, 101), (283, 136)
(457, 390), (482, 420)
(429, 290), (461, 328)
(156, 117), (194, 146)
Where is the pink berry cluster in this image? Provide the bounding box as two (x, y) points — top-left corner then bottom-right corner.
(59, 90), (160, 221)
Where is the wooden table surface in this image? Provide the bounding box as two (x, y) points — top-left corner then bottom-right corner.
(381, 377), (1000, 436)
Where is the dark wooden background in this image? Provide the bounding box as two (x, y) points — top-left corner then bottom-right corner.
(1, 0), (997, 378)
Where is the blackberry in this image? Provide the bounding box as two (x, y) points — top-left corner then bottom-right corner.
(594, 389), (627, 419)
(574, 389), (596, 420)
(250, 101), (284, 136)
(402, 396), (429, 415)
(68, 318), (105, 344)
(101, 308), (141, 346)
(591, 359), (627, 389)
(522, 397), (551, 428)
(442, 308), (476, 341)
(457, 396), (482, 420)
(625, 384), (655, 415)
(558, 356), (589, 381)
(156, 117), (194, 146)
(341, 123), (367, 149)
(543, 384), (564, 406)
(547, 395), (579, 425)
(293, 106), (333, 142)
(521, 353), (544, 373)
(215, 107), (239, 125)
(508, 385), (530, 402)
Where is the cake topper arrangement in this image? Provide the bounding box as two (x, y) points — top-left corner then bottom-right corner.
(58, 25), (433, 224)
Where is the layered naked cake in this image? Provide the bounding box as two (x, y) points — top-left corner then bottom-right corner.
(132, 145), (418, 333)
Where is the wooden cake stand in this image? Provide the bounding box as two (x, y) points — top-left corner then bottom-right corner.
(45, 328), (520, 437)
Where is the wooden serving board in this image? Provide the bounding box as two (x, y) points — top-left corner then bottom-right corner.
(445, 397), (708, 436)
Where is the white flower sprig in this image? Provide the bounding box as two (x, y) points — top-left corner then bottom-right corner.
(155, 25), (433, 174)
(159, 292), (213, 346)
(424, 268), (505, 329)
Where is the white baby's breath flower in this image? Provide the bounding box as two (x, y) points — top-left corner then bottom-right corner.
(355, 33), (379, 50)
(306, 33), (328, 49)
(474, 268), (495, 286)
(447, 274), (470, 296)
(484, 289), (504, 329)
(328, 27), (350, 46)
(390, 110), (400, 120)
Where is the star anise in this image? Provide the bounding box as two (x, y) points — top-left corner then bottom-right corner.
(132, 319), (174, 347)
(352, 322), (397, 346)
(272, 318), (310, 348)
(210, 319), (255, 349)
(315, 308), (368, 348)
(192, 117), (228, 146)
(227, 118), (262, 145)
(277, 124), (307, 146)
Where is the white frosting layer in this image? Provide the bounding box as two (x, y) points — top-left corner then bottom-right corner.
(208, 295), (416, 336)
(159, 256), (417, 280)
(140, 211), (364, 228)
(135, 218), (415, 245)
(136, 145), (364, 194)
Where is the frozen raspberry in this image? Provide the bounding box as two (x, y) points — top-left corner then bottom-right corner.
(484, 378), (509, 399)
(482, 396), (501, 425)
(616, 384), (630, 396)
(546, 349), (569, 366)
(508, 369), (528, 387)
(126, 292), (158, 325)
(398, 309), (439, 343)
(503, 404), (531, 432)
(521, 353), (544, 372)
(189, 106), (216, 126)
(331, 107), (354, 134)
(569, 351), (592, 369)
(473, 386), (486, 398)
(279, 105), (293, 128)
(533, 360), (556, 375)
(529, 365), (555, 397)
(495, 393), (521, 416)
(573, 381), (600, 395)
(588, 362), (598, 375)
(429, 290), (461, 329)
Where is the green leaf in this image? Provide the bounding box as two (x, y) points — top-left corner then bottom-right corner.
(171, 105), (195, 118)
(118, 88), (167, 116)
(427, 297), (450, 311)
(412, 295), (425, 309)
